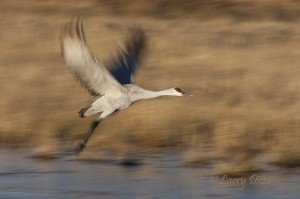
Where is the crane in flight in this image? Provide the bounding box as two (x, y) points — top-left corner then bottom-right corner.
(60, 19), (190, 154)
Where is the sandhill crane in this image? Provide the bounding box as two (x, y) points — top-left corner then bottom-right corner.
(61, 19), (190, 154)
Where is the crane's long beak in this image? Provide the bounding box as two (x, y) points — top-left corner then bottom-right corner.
(183, 91), (193, 96)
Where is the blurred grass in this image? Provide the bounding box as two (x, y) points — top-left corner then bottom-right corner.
(0, 0), (300, 170)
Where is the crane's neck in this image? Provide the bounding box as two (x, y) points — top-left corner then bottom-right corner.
(129, 86), (178, 102)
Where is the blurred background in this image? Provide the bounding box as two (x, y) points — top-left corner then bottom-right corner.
(0, 0), (300, 178)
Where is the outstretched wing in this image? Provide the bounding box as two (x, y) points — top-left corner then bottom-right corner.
(106, 27), (146, 85)
(60, 19), (123, 97)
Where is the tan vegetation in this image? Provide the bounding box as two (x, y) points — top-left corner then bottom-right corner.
(0, 0), (300, 171)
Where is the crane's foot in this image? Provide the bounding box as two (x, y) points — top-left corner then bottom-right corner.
(75, 143), (85, 154)
(74, 119), (102, 155)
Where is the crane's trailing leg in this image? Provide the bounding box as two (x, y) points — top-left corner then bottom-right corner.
(75, 119), (102, 154)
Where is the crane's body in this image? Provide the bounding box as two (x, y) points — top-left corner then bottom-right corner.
(81, 85), (184, 118)
(60, 19), (189, 154)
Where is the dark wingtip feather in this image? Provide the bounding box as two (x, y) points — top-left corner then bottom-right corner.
(127, 26), (146, 57)
(107, 26), (147, 85)
(75, 17), (84, 42)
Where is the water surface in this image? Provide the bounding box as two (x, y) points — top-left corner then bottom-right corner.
(0, 149), (298, 199)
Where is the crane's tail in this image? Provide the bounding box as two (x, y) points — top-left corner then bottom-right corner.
(78, 106), (91, 118)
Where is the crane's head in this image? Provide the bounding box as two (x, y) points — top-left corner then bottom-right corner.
(173, 87), (192, 96)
